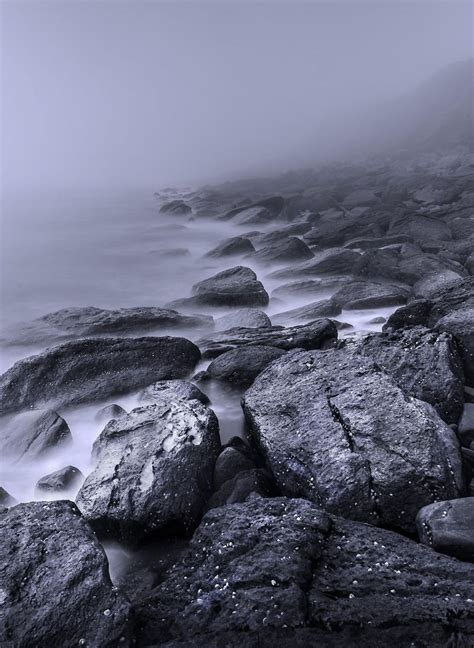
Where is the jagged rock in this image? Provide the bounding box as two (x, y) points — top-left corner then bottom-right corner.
(0, 336), (201, 414)
(205, 237), (255, 258)
(134, 498), (474, 647)
(139, 379), (209, 405)
(0, 487), (16, 508)
(35, 465), (84, 493)
(269, 248), (360, 280)
(343, 328), (465, 424)
(331, 281), (408, 309)
(242, 348), (463, 533)
(215, 309), (271, 331)
(0, 409), (72, 462)
(76, 400), (220, 541)
(197, 318), (337, 359)
(159, 199), (192, 215)
(206, 346), (286, 386)
(95, 404), (127, 424)
(417, 497), (474, 562)
(383, 299), (433, 330)
(1, 306), (212, 346)
(251, 237), (314, 264)
(272, 299), (341, 324)
(0, 501), (131, 647)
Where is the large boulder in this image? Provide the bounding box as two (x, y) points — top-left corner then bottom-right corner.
(206, 345), (286, 386)
(383, 299), (433, 330)
(205, 236), (255, 258)
(417, 497), (474, 562)
(0, 336), (201, 414)
(331, 281), (409, 310)
(76, 400), (221, 541)
(388, 213), (452, 242)
(344, 328), (465, 424)
(197, 318), (337, 359)
(138, 379), (209, 405)
(435, 307), (474, 386)
(1, 306), (212, 346)
(242, 348), (463, 533)
(0, 409), (72, 462)
(215, 309), (271, 331)
(251, 237), (314, 265)
(134, 497), (474, 647)
(0, 501), (131, 647)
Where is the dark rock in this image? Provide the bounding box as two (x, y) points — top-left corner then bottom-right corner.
(272, 299), (341, 324)
(0, 336), (201, 414)
(331, 281), (408, 309)
(435, 307), (474, 386)
(134, 498), (474, 647)
(1, 306), (212, 346)
(205, 237), (256, 258)
(76, 400), (221, 541)
(0, 486), (16, 508)
(383, 299), (433, 330)
(417, 497), (474, 562)
(159, 199), (192, 215)
(95, 403), (127, 424)
(413, 270), (464, 299)
(269, 248), (360, 280)
(344, 327), (465, 424)
(251, 237), (314, 264)
(0, 500), (131, 647)
(197, 318), (337, 359)
(242, 347), (463, 533)
(215, 309), (271, 331)
(459, 404), (474, 439)
(206, 346), (286, 386)
(0, 409), (72, 462)
(367, 316), (386, 324)
(213, 446), (256, 489)
(139, 379), (210, 405)
(208, 469), (274, 508)
(35, 465), (84, 493)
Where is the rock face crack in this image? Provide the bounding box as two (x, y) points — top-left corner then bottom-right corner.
(326, 398), (354, 452)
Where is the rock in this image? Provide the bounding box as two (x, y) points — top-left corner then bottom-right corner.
(0, 486), (16, 508)
(251, 237), (314, 264)
(206, 346), (286, 386)
(1, 306), (212, 346)
(95, 403), (127, 424)
(139, 379), (209, 405)
(271, 276), (351, 298)
(0, 336), (201, 414)
(134, 497), (474, 647)
(344, 328), (465, 424)
(269, 248), (360, 280)
(76, 400), (221, 541)
(205, 237), (256, 258)
(0, 500), (131, 646)
(208, 469), (274, 509)
(154, 247), (190, 257)
(331, 281), (408, 310)
(413, 270), (464, 299)
(343, 189), (379, 207)
(388, 213), (452, 242)
(417, 498), (474, 562)
(35, 465), (84, 493)
(197, 318), (337, 359)
(251, 223), (312, 247)
(435, 307), (474, 386)
(383, 299), (433, 330)
(458, 404), (474, 442)
(242, 348), (463, 533)
(215, 309), (271, 331)
(159, 199), (192, 215)
(272, 299), (341, 324)
(367, 316), (386, 324)
(0, 409), (72, 462)
(221, 197), (285, 225)
(344, 234), (413, 249)
(213, 447), (256, 489)
(427, 276), (474, 323)
(171, 267), (269, 309)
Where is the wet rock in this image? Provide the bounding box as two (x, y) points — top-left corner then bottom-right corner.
(331, 281), (408, 310)
(251, 237), (314, 264)
(344, 328), (465, 424)
(139, 379), (209, 405)
(0, 409), (72, 462)
(383, 299), (433, 330)
(159, 199), (192, 215)
(0, 486), (16, 508)
(242, 347), (463, 533)
(206, 345), (286, 386)
(35, 465), (84, 493)
(197, 318), (337, 359)
(134, 497), (474, 647)
(0, 500), (131, 647)
(76, 400), (221, 541)
(1, 306), (212, 346)
(272, 299), (341, 324)
(270, 248), (360, 280)
(0, 336), (201, 414)
(417, 497), (474, 562)
(95, 403), (127, 424)
(205, 236), (255, 258)
(215, 309), (271, 331)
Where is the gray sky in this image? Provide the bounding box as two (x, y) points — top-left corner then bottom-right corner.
(1, 0), (473, 191)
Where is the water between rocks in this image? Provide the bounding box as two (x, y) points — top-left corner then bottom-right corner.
(0, 189), (398, 585)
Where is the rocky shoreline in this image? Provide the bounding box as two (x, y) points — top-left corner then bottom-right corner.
(1, 147), (474, 647)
